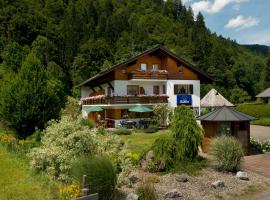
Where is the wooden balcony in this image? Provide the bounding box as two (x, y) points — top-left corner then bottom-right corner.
(81, 95), (168, 105)
(128, 70), (168, 80)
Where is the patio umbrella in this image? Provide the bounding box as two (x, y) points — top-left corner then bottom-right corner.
(83, 106), (103, 113)
(128, 105), (152, 112)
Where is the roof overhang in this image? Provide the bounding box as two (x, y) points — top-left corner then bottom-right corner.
(76, 45), (213, 88)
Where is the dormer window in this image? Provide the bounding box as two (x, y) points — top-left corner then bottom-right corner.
(140, 63), (147, 72)
(152, 64), (158, 71)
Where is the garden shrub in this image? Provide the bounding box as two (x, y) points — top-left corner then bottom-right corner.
(113, 128), (132, 135)
(210, 135), (243, 172)
(71, 156), (116, 200)
(250, 137), (270, 152)
(150, 135), (177, 170)
(30, 116), (123, 181)
(152, 103), (172, 126)
(80, 118), (95, 129)
(149, 106), (204, 172)
(170, 105), (204, 160)
(143, 124), (159, 134)
(136, 181), (158, 200)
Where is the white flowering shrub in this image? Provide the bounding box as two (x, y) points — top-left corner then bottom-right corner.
(30, 116), (123, 182)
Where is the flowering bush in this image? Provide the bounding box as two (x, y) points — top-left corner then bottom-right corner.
(30, 116), (123, 181)
(251, 137), (270, 152)
(117, 150), (139, 186)
(59, 183), (80, 200)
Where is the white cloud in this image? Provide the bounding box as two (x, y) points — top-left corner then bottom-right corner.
(191, 0), (248, 15)
(225, 15), (260, 30)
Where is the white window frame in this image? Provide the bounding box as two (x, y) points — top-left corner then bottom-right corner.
(152, 64), (158, 72)
(140, 63), (147, 72)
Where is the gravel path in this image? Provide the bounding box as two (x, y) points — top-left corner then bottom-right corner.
(250, 125), (270, 141)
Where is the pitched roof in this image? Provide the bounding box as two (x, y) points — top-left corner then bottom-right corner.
(200, 88), (234, 108)
(197, 106), (256, 122)
(76, 45), (212, 87)
(256, 87), (270, 98)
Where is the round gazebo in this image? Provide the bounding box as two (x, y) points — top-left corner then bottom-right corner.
(197, 106), (256, 154)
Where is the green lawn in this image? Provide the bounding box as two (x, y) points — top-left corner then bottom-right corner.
(0, 145), (59, 200)
(236, 104), (270, 126)
(119, 130), (169, 154)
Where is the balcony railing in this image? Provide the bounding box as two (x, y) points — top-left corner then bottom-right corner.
(81, 95), (168, 105)
(128, 70), (168, 80)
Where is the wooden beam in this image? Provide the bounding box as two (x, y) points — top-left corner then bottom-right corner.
(107, 82), (114, 90)
(91, 86), (96, 92)
(98, 85), (103, 90)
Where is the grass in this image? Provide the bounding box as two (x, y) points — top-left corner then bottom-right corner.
(120, 129), (208, 175)
(251, 118), (270, 126)
(119, 130), (169, 154)
(236, 104), (270, 126)
(0, 145), (59, 200)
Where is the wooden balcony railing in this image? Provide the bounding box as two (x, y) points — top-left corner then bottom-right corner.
(128, 70), (168, 80)
(81, 95), (168, 105)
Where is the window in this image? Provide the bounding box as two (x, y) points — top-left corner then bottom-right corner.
(153, 85), (160, 95)
(152, 64), (158, 71)
(174, 84), (193, 94)
(162, 85), (166, 94)
(140, 63), (147, 72)
(127, 85), (139, 95)
(178, 65), (184, 72)
(218, 122), (231, 135)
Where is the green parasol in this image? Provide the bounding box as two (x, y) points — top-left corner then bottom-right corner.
(83, 106), (103, 113)
(128, 105), (152, 113)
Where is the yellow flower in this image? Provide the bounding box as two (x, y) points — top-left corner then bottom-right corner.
(60, 183), (80, 200)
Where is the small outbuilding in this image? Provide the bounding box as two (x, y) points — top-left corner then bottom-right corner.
(197, 106), (256, 154)
(256, 87), (270, 104)
(201, 88), (234, 108)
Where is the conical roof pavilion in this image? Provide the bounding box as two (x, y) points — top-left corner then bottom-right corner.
(197, 106), (256, 122)
(201, 88), (234, 108)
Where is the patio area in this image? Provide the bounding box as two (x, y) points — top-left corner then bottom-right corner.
(243, 153), (270, 177)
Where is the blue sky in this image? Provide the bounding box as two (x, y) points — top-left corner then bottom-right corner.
(183, 0), (270, 45)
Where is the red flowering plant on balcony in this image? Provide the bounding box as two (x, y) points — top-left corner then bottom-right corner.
(138, 94), (168, 97)
(80, 95), (105, 101)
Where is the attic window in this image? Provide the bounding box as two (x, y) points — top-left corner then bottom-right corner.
(140, 63), (147, 72)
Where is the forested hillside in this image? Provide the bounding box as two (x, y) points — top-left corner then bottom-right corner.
(242, 44), (269, 56)
(0, 0), (269, 135)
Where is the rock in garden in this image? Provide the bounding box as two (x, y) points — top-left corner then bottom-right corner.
(146, 150), (155, 161)
(175, 174), (189, 182)
(211, 180), (225, 188)
(164, 189), (182, 198)
(236, 171), (249, 181)
(157, 160), (166, 171)
(129, 174), (140, 184)
(126, 193), (139, 200)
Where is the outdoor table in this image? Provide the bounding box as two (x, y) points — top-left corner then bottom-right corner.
(126, 120), (136, 129)
(139, 119), (151, 129)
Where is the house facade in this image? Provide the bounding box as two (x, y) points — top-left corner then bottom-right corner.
(78, 45), (211, 127)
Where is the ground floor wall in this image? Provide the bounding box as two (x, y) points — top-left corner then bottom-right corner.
(201, 121), (250, 154)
